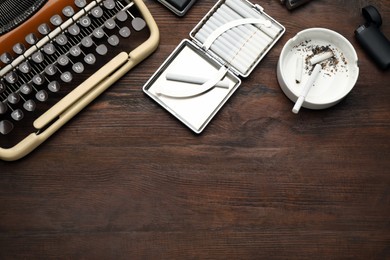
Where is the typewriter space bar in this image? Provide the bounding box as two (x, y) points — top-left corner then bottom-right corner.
(33, 52), (129, 130)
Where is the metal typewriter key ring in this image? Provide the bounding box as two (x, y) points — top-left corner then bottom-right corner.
(0, 0), (160, 161)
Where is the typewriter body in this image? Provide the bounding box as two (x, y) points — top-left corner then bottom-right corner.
(0, 0), (159, 161)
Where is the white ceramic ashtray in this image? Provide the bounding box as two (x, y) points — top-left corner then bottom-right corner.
(277, 28), (359, 112)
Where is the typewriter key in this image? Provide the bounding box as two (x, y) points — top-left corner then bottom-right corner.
(48, 81), (60, 93)
(70, 46), (82, 57)
(91, 6), (104, 19)
(0, 120), (13, 135)
(104, 19), (116, 30)
(0, 52), (12, 64)
(38, 23), (51, 35)
(93, 28), (105, 39)
(20, 83), (33, 95)
(23, 100), (36, 112)
(5, 71), (18, 84)
(25, 33), (38, 45)
(11, 109), (24, 121)
(60, 72), (73, 83)
(36, 90), (48, 102)
(116, 11), (128, 22)
(55, 34), (68, 46)
(32, 51), (44, 64)
(7, 93), (20, 104)
(96, 45), (108, 55)
(19, 61), (31, 74)
(13, 43), (26, 55)
(72, 62), (85, 73)
(68, 24), (81, 36)
(50, 14), (63, 26)
(32, 74), (45, 86)
(119, 27), (131, 38)
(75, 0), (87, 8)
(132, 17), (146, 31)
(57, 55), (70, 67)
(82, 36), (94, 48)
(104, 0), (116, 10)
(62, 6), (75, 18)
(84, 54), (96, 65)
(43, 43), (56, 55)
(108, 35), (119, 46)
(45, 64), (57, 76)
(79, 16), (91, 28)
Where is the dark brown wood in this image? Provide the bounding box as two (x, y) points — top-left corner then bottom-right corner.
(1, 0), (389, 258)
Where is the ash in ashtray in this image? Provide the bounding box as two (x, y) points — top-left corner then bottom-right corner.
(294, 40), (348, 77)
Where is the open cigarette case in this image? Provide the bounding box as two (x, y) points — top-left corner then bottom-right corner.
(143, 0), (285, 133)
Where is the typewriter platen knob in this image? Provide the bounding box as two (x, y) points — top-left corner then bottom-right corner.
(0, 0), (48, 36)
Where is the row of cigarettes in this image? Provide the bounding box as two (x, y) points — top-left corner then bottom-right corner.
(194, 0), (283, 75)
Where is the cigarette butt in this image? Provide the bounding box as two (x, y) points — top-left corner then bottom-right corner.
(295, 56), (303, 84)
(309, 51), (334, 65)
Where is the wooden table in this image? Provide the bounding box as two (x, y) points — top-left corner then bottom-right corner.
(1, 0), (389, 258)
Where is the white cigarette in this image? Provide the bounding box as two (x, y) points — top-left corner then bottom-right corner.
(214, 10), (269, 53)
(292, 63), (322, 114)
(206, 15), (262, 60)
(309, 51), (334, 65)
(206, 13), (258, 53)
(157, 67), (228, 98)
(207, 18), (255, 62)
(224, 0), (281, 38)
(295, 56), (303, 84)
(218, 5), (272, 46)
(166, 73), (230, 89)
(213, 13), (260, 54)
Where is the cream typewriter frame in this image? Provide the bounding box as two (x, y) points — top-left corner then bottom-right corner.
(0, 0), (160, 161)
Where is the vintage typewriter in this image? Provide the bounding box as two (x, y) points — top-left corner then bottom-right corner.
(0, 0), (159, 161)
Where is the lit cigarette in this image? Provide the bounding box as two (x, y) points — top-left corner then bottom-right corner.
(295, 56), (303, 84)
(292, 63), (322, 114)
(166, 73), (230, 88)
(309, 51), (334, 65)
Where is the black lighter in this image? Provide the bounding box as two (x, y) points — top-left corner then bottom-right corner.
(355, 5), (390, 70)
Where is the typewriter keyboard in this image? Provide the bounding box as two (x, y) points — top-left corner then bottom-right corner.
(0, 0), (151, 148)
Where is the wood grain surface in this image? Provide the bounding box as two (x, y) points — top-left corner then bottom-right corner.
(1, 0), (389, 259)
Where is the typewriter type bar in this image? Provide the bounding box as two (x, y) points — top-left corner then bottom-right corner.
(0, 0), (159, 161)
(143, 0), (284, 133)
